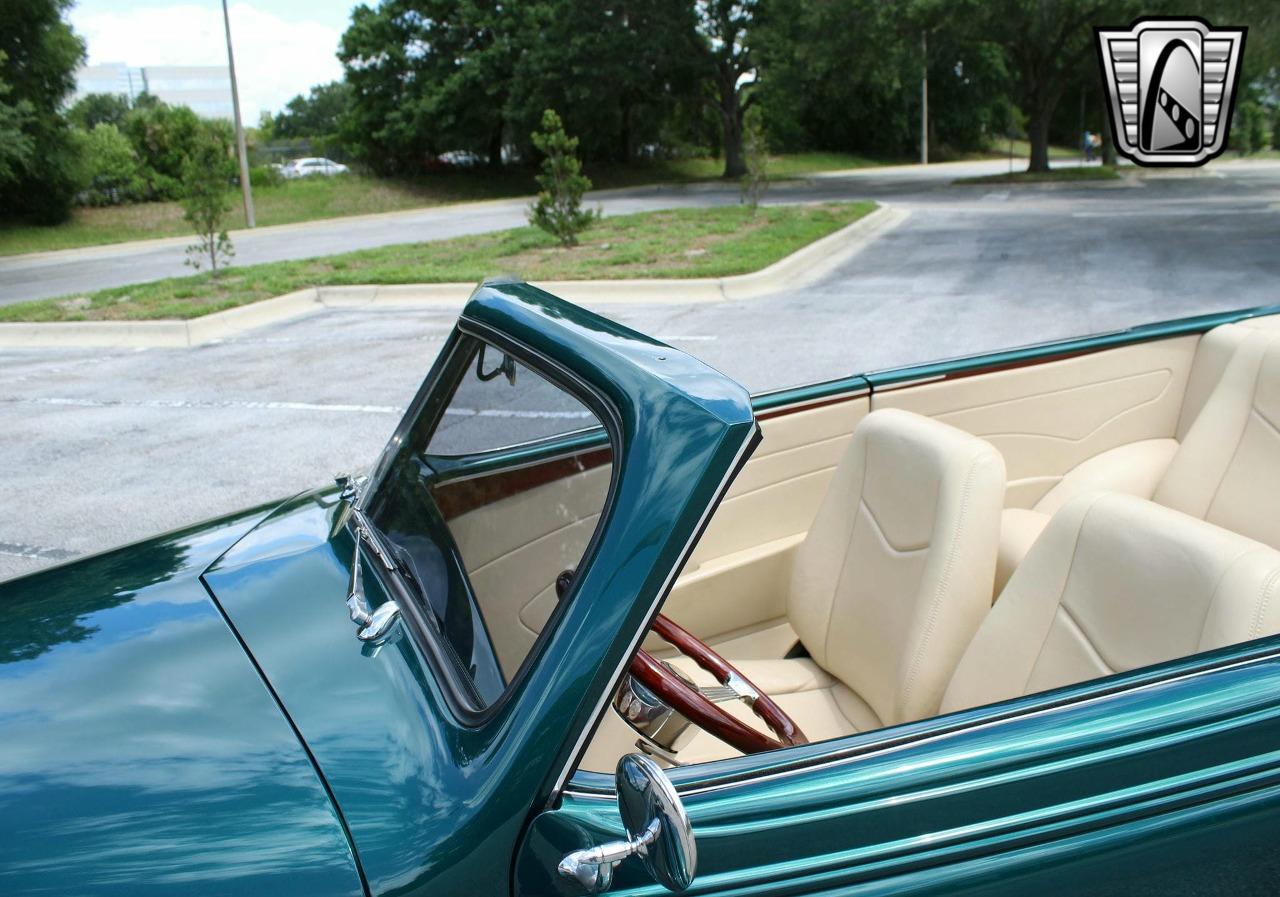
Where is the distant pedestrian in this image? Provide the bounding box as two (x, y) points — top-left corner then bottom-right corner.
(1083, 130), (1095, 162)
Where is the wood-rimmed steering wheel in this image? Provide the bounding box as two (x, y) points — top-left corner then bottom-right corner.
(629, 614), (808, 754)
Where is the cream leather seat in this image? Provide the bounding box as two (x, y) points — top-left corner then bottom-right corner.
(997, 329), (1280, 593)
(944, 492), (1280, 714)
(675, 408), (1005, 763)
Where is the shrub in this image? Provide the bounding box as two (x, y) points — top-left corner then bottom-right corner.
(181, 130), (236, 274)
(1234, 101), (1268, 155)
(248, 164), (283, 188)
(528, 109), (598, 247)
(75, 123), (145, 205)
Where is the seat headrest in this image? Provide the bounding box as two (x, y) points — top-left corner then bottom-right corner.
(942, 492), (1280, 714)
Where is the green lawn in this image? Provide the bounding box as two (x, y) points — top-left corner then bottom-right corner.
(0, 153), (891, 258)
(953, 165), (1122, 185)
(0, 201), (875, 323)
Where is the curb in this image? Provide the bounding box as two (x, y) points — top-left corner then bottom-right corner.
(0, 204), (906, 350)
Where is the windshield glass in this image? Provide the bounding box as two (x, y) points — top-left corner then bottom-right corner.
(371, 336), (613, 707)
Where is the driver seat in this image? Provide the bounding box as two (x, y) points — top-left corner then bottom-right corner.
(674, 408), (1006, 763)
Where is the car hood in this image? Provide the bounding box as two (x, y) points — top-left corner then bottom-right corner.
(0, 502), (363, 897)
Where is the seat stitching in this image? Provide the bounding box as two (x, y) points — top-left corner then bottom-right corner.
(1201, 351), (1266, 521)
(1250, 563), (1280, 640)
(1023, 494), (1103, 696)
(1056, 603), (1117, 675)
(1193, 542), (1255, 651)
(899, 452), (978, 719)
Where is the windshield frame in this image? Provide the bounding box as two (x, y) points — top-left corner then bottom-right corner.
(364, 317), (625, 726)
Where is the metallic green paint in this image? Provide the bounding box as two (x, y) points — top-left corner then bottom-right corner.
(526, 642), (1280, 896)
(0, 503), (365, 897)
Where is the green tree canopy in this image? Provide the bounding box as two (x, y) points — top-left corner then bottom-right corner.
(68, 92), (132, 131)
(0, 0), (85, 223)
(272, 80), (353, 140)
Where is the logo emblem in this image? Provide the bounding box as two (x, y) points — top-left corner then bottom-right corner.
(1095, 17), (1246, 166)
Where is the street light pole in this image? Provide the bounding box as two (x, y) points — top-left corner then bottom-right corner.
(221, 0), (255, 228)
(920, 30), (928, 165)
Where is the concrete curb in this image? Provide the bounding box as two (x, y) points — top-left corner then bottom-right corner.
(0, 204), (906, 349)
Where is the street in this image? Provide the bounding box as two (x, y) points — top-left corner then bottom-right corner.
(3, 159), (1279, 580)
(0, 158), (1065, 306)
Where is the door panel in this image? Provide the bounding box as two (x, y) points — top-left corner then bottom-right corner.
(525, 648), (1280, 896)
(875, 337), (1197, 508)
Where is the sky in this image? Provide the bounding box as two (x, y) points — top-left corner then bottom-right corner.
(68, 0), (355, 121)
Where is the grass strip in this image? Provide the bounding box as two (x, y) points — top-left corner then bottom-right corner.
(0, 201), (876, 323)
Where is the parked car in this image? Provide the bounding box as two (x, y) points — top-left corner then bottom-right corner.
(280, 156), (350, 178)
(5, 282), (1280, 896)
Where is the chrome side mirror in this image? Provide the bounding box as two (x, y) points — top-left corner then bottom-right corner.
(558, 753), (697, 893)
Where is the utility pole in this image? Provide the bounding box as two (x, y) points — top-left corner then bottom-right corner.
(221, 0), (255, 228)
(920, 30), (929, 165)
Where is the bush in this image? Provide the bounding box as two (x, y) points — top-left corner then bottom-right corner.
(248, 164), (283, 188)
(75, 123), (145, 205)
(1234, 101), (1268, 155)
(528, 109), (598, 247)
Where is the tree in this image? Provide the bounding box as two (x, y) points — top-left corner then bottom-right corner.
(181, 129), (236, 274)
(0, 0), (85, 224)
(272, 80), (353, 140)
(754, 0), (1013, 159)
(696, 0), (758, 178)
(970, 0), (1134, 172)
(507, 0), (703, 164)
(341, 0), (519, 173)
(0, 54), (34, 189)
(528, 109), (598, 247)
(68, 92), (131, 131)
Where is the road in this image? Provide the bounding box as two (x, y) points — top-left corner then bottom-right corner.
(3, 159), (1279, 580)
(0, 158), (1034, 306)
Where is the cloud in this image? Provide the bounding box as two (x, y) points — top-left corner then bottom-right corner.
(70, 2), (345, 121)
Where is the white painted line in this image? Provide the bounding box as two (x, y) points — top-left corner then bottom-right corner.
(1072, 207), (1275, 218)
(982, 191), (1011, 201)
(0, 541), (76, 560)
(1, 396), (402, 414)
(0, 395), (592, 420)
(655, 334), (718, 342)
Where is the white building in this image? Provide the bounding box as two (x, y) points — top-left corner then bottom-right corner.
(74, 63), (234, 120)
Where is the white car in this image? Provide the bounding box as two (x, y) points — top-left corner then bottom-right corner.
(281, 157), (349, 178)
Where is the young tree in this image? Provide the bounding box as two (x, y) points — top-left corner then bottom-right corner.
(740, 107), (768, 211)
(0, 0), (85, 224)
(528, 109), (598, 247)
(696, 0), (758, 178)
(181, 131), (236, 274)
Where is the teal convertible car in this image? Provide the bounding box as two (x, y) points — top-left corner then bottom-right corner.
(6, 282), (1280, 896)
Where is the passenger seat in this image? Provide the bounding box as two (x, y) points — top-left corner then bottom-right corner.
(945, 492), (1280, 714)
(997, 328), (1280, 594)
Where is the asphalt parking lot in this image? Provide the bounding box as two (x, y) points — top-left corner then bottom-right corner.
(3, 160), (1279, 581)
